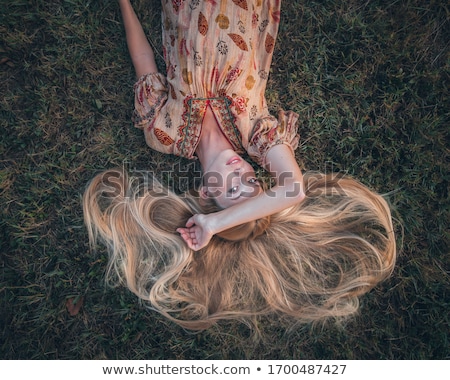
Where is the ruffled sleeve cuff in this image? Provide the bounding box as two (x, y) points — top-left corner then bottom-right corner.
(248, 110), (300, 166)
(132, 72), (168, 129)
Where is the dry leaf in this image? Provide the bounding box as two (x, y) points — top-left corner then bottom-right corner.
(66, 296), (84, 316)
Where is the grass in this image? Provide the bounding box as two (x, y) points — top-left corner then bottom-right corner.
(1, 0), (448, 360)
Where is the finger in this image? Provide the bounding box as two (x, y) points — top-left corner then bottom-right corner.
(176, 228), (188, 238)
(177, 228), (192, 244)
(177, 228), (199, 250)
(185, 215), (196, 227)
(178, 227), (193, 237)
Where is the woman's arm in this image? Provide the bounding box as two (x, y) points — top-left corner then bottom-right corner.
(119, 0), (158, 78)
(178, 144), (305, 250)
(214, 144), (305, 228)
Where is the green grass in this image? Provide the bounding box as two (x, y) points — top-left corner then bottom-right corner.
(1, 0), (448, 359)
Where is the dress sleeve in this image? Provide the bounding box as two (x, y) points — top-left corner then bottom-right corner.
(132, 73), (168, 129)
(248, 110), (300, 166)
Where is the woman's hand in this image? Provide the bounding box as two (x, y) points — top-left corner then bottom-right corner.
(177, 214), (215, 251)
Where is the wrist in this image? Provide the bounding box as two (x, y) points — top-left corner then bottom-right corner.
(204, 211), (225, 236)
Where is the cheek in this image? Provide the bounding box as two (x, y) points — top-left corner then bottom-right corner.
(214, 194), (232, 209)
(241, 164), (257, 180)
(243, 161), (254, 171)
(203, 169), (227, 189)
(241, 184), (261, 198)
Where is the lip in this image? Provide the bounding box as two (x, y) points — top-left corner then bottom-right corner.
(226, 156), (241, 165)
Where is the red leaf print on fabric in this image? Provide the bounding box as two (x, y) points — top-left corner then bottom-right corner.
(226, 67), (242, 84)
(271, 10), (281, 23)
(198, 12), (208, 36)
(179, 38), (189, 56)
(232, 0), (248, 11)
(154, 128), (174, 146)
(265, 33), (275, 53)
(211, 66), (220, 84)
(228, 34), (248, 51)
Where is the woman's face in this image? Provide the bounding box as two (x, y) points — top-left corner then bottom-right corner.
(201, 149), (262, 209)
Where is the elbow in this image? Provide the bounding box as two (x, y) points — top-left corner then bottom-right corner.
(288, 185), (305, 205)
(281, 171), (305, 205)
(282, 179), (305, 206)
(272, 169), (305, 207)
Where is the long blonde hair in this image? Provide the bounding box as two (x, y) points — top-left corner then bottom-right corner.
(83, 168), (396, 330)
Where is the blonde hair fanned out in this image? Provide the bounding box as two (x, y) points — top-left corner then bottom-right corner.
(83, 168), (396, 330)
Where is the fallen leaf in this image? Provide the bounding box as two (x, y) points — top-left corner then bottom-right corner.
(66, 296), (84, 316)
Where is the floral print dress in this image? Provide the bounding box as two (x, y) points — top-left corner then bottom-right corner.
(133, 0), (299, 166)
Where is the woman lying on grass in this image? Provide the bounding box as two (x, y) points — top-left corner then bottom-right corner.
(83, 0), (397, 331)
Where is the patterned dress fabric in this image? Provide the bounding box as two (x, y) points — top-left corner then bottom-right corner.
(133, 0), (299, 166)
